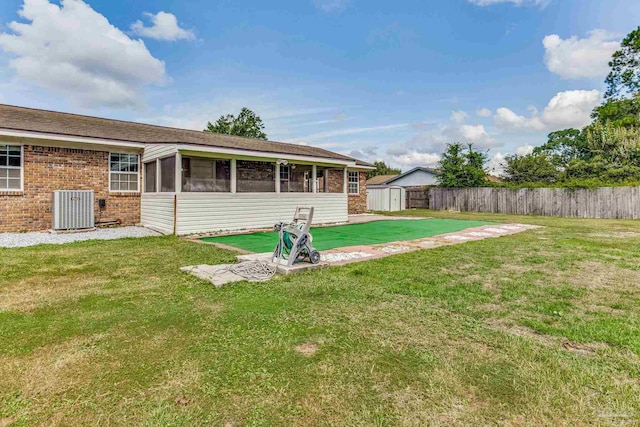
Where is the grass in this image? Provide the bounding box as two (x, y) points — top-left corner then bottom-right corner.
(201, 218), (497, 252)
(1, 210), (640, 425)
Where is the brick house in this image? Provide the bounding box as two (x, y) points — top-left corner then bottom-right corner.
(0, 105), (373, 234)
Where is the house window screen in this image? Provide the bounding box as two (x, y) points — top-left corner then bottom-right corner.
(0, 145), (21, 190)
(110, 153), (139, 192)
(160, 156), (176, 192)
(182, 157), (231, 192)
(144, 161), (157, 192)
(348, 171), (359, 194)
(237, 160), (275, 193)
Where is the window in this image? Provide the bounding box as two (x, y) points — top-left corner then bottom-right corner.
(237, 160), (275, 193)
(348, 171), (359, 194)
(0, 145), (22, 191)
(160, 156), (176, 192)
(182, 157), (230, 192)
(110, 153), (139, 192)
(279, 165), (290, 192)
(144, 161), (157, 192)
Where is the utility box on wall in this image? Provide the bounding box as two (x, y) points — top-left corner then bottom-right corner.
(52, 190), (95, 230)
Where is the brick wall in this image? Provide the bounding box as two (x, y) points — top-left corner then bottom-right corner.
(0, 145), (141, 232)
(347, 171), (367, 214)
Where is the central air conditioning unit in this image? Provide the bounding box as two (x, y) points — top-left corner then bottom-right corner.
(52, 190), (95, 230)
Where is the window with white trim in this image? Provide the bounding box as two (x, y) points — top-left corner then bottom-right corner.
(110, 153), (139, 192)
(348, 171), (359, 194)
(0, 145), (22, 191)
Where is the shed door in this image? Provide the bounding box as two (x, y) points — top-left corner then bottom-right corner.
(390, 188), (402, 211)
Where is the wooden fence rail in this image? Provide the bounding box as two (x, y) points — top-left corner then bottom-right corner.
(424, 186), (640, 219)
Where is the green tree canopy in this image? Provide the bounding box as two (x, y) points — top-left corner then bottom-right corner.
(503, 154), (559, 185)
(533, 128), (589, 166)
(606, 26), (640, 99)
(437, 143), (488, 187)
(205, 107), (267, 140)
(592, 93), (640, 128)
(365, 161), (401, 179)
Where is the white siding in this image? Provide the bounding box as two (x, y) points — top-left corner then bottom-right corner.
(175, 193), (348, 235)
(141, 193), (175, 234)
(143, 144), (177, 162)
(390, 170), (438, 186)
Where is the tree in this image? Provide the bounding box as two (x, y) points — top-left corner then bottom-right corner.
(365, 161), (401, 179)
(503, 154), (559, 184)
(591, 93), (640, 128)
(605, 26), (640, 99)
(437, 143), (488, 187)
(586, 120), (640, 166)
(533, 128), (589, 166)
(205, 107), (267, 140)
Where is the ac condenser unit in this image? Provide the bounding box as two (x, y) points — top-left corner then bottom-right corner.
(52, 190), (95, 230)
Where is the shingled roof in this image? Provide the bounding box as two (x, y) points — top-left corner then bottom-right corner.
(0, 104), (374, 166)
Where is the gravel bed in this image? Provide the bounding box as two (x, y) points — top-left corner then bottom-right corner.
(0, 226), (162, 248)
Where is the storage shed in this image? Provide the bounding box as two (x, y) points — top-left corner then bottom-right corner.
(366, 185), (406, 212)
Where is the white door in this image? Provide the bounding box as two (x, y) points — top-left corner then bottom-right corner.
(390, 188), (402, 211)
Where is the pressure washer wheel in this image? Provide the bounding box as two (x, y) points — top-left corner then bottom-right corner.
(310, 250), (321, 265)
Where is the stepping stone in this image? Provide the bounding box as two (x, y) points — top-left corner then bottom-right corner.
(444, 235), (472, 241)
(483, 227), (509, 234)
(467, 232), (493, 237)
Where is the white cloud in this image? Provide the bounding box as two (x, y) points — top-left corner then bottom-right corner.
(494, 90), (601, 131)
(460, 124), (491, 142)
(131, 11), (195, 41)
(515, 145), (534, 156)
(314, 0), (349, 13)
(292, 123), (408, 142)
(495, 107), (545, 131)
(0, 0), (166, 108)
(476, 108), (492, 117)
(450, 110), (469, 124)
(392, 152), (441, 168)
(487, 152), (507, 176)
(467, 0), (548, 7)
(543, 30), (619, 79)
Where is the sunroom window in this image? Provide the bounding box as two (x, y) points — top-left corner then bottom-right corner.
(110, 153), (139, 192)
(237, 160), (275, 193)
(182, 157), (230, 192)
(0, 145), (22, 191)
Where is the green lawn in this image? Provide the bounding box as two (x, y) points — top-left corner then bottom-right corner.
(1, 211), (640, 426)
(201, 218), (497, 252)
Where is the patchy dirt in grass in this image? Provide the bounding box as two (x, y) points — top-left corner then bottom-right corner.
(589, 232), (640, 239)
(567, 260), (640, 290)
(295, 342), (318, 357)
(0, 274), (161, 313)
(0, 334), (105, 398)
(486, 320), (607, 356)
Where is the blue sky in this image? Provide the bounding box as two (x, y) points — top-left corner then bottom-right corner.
(1, 0), (639, 172)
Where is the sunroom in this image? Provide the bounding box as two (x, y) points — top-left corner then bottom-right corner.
(140, 144), (367, 235)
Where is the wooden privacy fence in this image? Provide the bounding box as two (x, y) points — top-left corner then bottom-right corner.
(405, 186), (430, 209)
(427, 186), (640, 219)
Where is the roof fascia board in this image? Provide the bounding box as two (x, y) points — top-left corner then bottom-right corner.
(0, 129), (146, 149)
(177, 144), (357, 167)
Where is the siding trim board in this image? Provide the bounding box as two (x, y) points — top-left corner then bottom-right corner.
(140, 192), (349, 236)
(175, 193), (348, 235)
